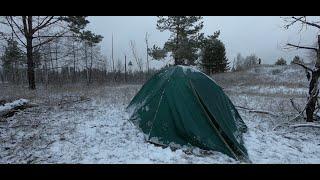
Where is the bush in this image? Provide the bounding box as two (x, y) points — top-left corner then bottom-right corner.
(275, 58), (287, 65)
(272, 69), (281, 75)
(290, 56), (304, 65)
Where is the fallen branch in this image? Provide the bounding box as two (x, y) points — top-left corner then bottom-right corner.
(39, 140), (56, 150)
(290, 123), (320, 129)
(273, 95), (318, 130)
(235, 105), (278, 117)
(272, 114), (304, 131)
(0, 99), (36, 118)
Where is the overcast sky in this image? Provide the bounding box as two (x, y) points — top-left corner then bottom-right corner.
(87, 16), (319, 68)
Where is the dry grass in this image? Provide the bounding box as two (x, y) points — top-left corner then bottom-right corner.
(214, 65), (307, 87)
(0, 83), (141, 107)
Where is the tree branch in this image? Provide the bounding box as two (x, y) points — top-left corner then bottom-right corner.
(235, 105), (278, 117)
(34, 16), (51, 30)
(286, 43), (318, 52)
(290, 123), (320, 129)
(33, 31), (68, 48)
(284, 16), (304, 29)
(32, 16), (60, 34)
(292, 16), (320, 29)
(7, 16), (25, 36)
(33, 35), (78, 39)
(292, 61), (314, 72)
(5, 17), (27, 47)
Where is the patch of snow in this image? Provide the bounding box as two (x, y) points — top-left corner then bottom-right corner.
(231, 85), (308, 96)
(0, 99), (29, 112)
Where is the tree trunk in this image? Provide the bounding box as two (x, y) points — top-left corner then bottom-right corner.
(84, 43), (89, 85)
(306, 71), (320, 122)
(11, 63), (14, 83)
(26, 37), (35, 90)
(124, 55), (127, 82)
(24, 16), (36, 90)
(112, 34), (114, 73)
(175, 23), (180, 65)
(55, 41), (61, 87)
(306, 35), (320, 122)
(89, 45), (93, 84)
(48, 43), (53, 85)
(44, 59), (48, 88)
(72, 40), (76, 82)
(15, 61), (19, 83)
(146, 33), (149, 75)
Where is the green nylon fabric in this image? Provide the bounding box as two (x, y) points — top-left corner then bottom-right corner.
(127, 65), (249, 160)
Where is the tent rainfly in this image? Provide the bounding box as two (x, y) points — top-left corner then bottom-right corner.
(127, 65), (249, 161)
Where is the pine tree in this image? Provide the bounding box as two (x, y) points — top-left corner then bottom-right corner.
(1, 38), (24, 81)
(151, 16), (204, 65)
(200, 33), (229, 74)
(148, 45), (167, 60)
(275, 57), (287, 65)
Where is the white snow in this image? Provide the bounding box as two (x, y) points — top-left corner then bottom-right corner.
(0, 86), (235, 164)
(0, 99), (29, 114)
(1, 65), (320, 164)
(179, 65), (219, 85)
(232, 85), (308, 96)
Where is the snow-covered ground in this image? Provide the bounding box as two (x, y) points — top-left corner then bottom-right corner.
(1, 64), (320, 164)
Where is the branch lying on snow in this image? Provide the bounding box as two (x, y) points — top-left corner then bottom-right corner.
(276, 91), (320, 129)
(272, 99), (307, 131)
(272, 114), (304, 131)
(0, 99), (37, 118)
(290, 123), (320, 129)
(235, 105), (278, 117)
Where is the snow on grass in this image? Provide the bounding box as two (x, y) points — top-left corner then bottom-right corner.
(0, 85), (235, 164)
(48, 100), (236, 164)
(243, 115), (320, 163)
(231, 85), (308, 96)
(1, 65), (320, 164)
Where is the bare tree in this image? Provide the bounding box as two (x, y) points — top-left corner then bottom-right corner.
(130, 40), (143, 72)
(0, 16), (93, 89)
(145, 32), (150, 74)
(112, 34), (115, 72)
(306, 41), (318, 64)
(283, 16), (320, 122)
(71, 38), (78, 80)
(124, 54), (127, 82)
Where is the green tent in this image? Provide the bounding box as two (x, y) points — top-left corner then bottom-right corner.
(127, 65), (249, 161)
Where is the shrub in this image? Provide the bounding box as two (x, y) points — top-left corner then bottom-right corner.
(275, 58), (287, 65)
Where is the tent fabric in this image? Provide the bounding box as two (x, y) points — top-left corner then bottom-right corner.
(127, 65), (249, 161)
